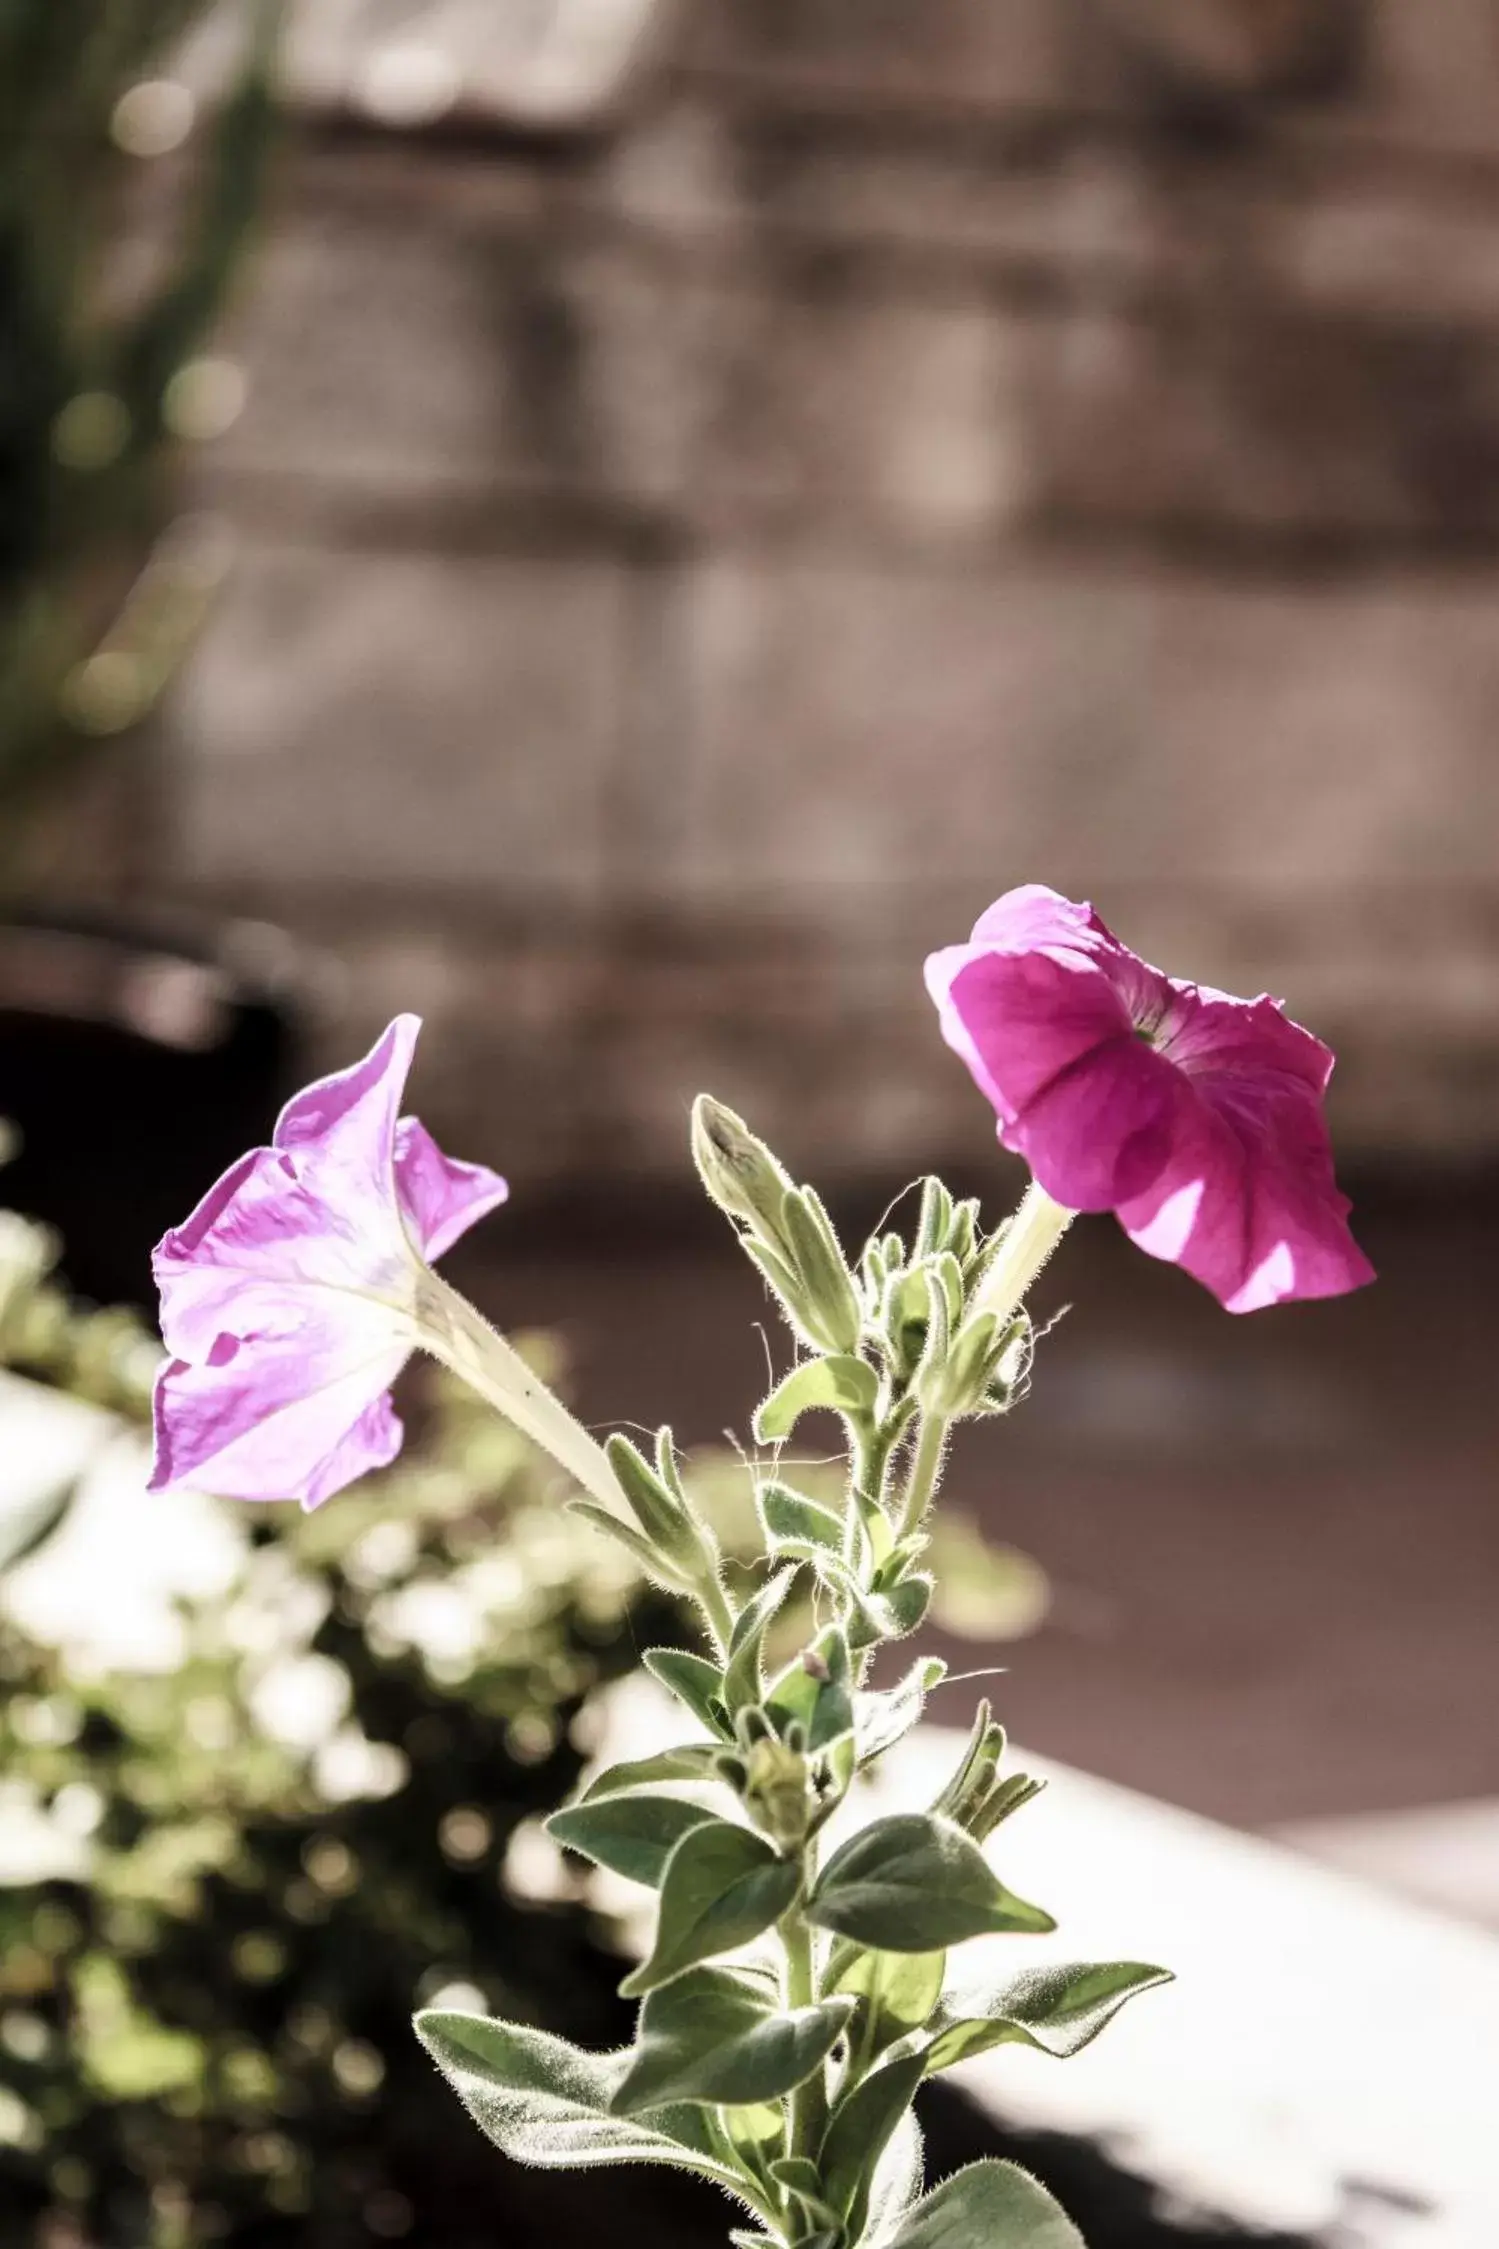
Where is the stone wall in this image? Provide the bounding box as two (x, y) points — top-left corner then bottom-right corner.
(135, 0), (1499, 1177)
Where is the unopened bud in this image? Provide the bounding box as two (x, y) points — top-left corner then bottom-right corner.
(691, 1096), (793, 1241)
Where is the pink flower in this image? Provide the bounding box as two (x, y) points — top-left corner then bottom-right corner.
(149, 1016), (507, 1507)
(926, 887), (1374, 1313)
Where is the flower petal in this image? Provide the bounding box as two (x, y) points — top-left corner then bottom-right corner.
(152, 1146), (413, 1361)
(1008, 1031), (1182, 1211)
(394, 1117), (508, 1261)
(275, 1013), (420, 1166)
(926, 941), (1135, 1131)
(970, 884), (1120, 953)
(148, 1326), (409, 1506)
(1118, 1075), (1374, 1312)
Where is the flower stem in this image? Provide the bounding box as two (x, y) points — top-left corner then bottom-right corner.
(416, 1270), (622, 1513)
(974, 1180), (1075, 1329)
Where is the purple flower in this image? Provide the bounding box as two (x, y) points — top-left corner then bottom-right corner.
(926, 887), (1374, 1312)
(150, 1016), (507, 1507)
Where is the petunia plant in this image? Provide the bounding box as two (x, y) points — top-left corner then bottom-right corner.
(149, 887), (1373, 2249)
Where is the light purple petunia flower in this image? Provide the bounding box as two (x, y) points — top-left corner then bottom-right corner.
(149, 1015), (507, 1507)
(926, 886), (1374, 1313)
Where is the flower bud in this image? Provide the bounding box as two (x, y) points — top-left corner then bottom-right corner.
(691, 1096), (793, 1242)
(743, 1732), (811, 1850)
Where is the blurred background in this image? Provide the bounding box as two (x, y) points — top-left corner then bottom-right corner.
(1, 2), (1497, 2245)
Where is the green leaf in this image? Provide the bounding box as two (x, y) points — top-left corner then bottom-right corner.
(807, 1815), (1054, 1951)
(613, 1965), (854, 2111)
(828, 1943), (946, 2063)
(846, 1573), (934, 1652)
(547, 1792), (721, 1889)
(770, 2157), (844, 2234)
(643, 1648), (730, 1738)
(867, 2109), (925, 2247)
(880, 2161), (1085, 2249)
(765, 1625), (854, 1753)
(856, 1658), (947, 1763)
(412, 2012), (740, 2188)
(582, 1744), (724, 1800)
(757, 1480), (846, 1562)
(571, 1502), (691, 1592)
(753, 1355), (879, 1444)
(780, 1188), (863, 1355)
(819, 2049), (925, 2237)
(620, 1821), (800, 1997)
(924, 1960), (1173, 2074)
(723, 1569), (797, 1715)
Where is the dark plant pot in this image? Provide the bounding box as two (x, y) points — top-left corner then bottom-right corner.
(0, 910), (308, 1308)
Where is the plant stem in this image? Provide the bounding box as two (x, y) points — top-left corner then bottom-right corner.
(417, 1269), (623, 1512)
(781, 1886), (825, 2165)
(897, 1411), (947, 1538)
(974, 1180), (1075, 1329)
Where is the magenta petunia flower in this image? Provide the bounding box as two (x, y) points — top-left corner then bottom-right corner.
(149, 1015), (508, 1507)
(926, 887), (1374, 1313)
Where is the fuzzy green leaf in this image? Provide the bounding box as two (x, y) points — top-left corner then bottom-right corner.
(643, 1648), (730, 1738)
(582, 1744), (724, 1800)
(757, 1480), (846, 1561)
(924, 1960), (1173, 2074)
(620, 1822), (800, 1997)
(829, 1943), (946, 2062)
(547, 1791), (721, 1889)
(807, 1815), (1054, 1951)
(412, 2012), (740, 2187)
(723, 1569), (797, 1715)
(765, 1624), (854, 1753)
(613, 1965), (854, 2112)
(753, 1355), (879, 1444)
(867, 2109), (925, 2247)
(570, 1503), (691, 1592)
(856, 1658), (947, 1763)
(819, 2049), (926, 2237)
(880, 2161), (1085, 2249)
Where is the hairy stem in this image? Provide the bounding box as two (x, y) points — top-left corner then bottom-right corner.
(416, 1269), (623, 1512)
(974, 1180), (1075, 1329)
(693, 1567), (736, 1661)
(781, 1883), (825, 2167)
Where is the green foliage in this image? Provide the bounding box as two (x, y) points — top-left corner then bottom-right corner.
(620, 1823), (801, 1999)
(885, 2162), (1088, 2249)
(0, 0), (282, 880)
(0, 1363), (683, 2247)
(421, 1114), (1174, 2249)
(612, 1967), (854, 2115)
(806, 1816), (1055, 1953)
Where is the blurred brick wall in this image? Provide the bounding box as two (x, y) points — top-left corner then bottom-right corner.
(136, 0), (1499, 1178)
